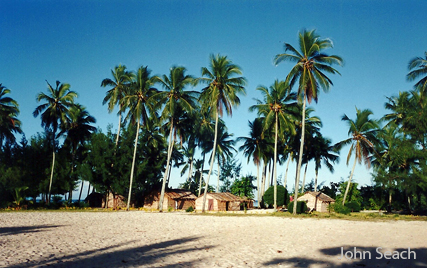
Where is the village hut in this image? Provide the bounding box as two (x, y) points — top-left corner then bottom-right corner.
(144, 189), (197, 211)
(297, 191), (335, 212)
(85, 192), (128, 209)
(195, 192), (253, 211)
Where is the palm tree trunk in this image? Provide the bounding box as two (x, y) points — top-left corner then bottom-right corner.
(273, 114), (278, 210)
(202, 111), (219, 212)
(388, 189), (392, 213)
(261, 160), (267, 203)
(314, 167), (319, 192)
(284, 156), (291, 189)
(256, 161), (260, 208)
(301, 163), (308, 194)
(115, 112), (122, 147)
(342, 156), (357, 205)
(187, 157), (193, 188)
(198, 153), (205, 197)
(126, 120), (140, 211)
(216, 160), (220, 192)
(87, 182), (91, 197)
(48, 150), (55, 204)
(293, 95), (307, 215)
(267, 161), (272, 188)
(78, 180), (84, 203)
(159, 119), (174, 212)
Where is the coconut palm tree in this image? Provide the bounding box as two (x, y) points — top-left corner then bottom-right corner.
(334, 107), (379, 205)
(101, 64), (134, 146)
(33, 80), (77, 203)
(311, 133), (339, 192)
(249, 80), (298, 210)
(202, 120), (236, 192)
(0, 84), (22, 145)
(407, 52), (427, 93)
(121, 66), (158, 210)
(197, 54), (247, 212)
(154, 66), (198, 212)
(274, 29), (343, 214)
(237, 118), (266, 207)
(60, 104), (96, 202)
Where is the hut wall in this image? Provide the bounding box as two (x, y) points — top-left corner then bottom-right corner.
(176, 199), (195, 210)
(229, 201), (241, 211)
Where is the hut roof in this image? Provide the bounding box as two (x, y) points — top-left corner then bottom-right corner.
(200, 192), (248, 202)
(165, 189), (197, 200)
(303, 191), (335, 202)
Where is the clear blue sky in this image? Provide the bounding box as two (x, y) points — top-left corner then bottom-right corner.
(1, 0), (426, 194)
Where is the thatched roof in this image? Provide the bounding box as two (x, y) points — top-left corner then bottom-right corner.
(165, 189), (197, 200)
(304, 191), (335, 202)
(199, 192), (249, 202)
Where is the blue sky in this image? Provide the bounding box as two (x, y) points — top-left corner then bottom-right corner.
(1, 0), (426, 194)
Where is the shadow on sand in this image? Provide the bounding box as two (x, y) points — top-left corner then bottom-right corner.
(264, 245), (427, 267)
(0, 225), (64, 236)
(6, 235), (211, 268)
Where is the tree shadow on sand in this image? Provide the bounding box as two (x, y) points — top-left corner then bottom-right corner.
(264, 245), (427, 267)
(0, 225), (64, 236)
(7, 236), (212, 268)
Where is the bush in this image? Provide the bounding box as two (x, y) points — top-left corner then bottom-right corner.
(331, 202), (351, 215)
(185, 206), (194, 212)
(288, 201), (308, 214)
(346, 201), (361, 212)
(262, 185), (288, 208)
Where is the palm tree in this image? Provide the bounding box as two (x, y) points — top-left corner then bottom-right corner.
(121, 66), (158, 210)
(197, 54), (247, 212)
(407, 52), (427, 93)
(101, 64), (134, 146)
(154, 66), (198, 212)
(237, 118), (266, 207)
(202, 120), (236, 192)
(60, 104), (96, 202)
(274, 29), (343, 214)
(33, 80), (77, 203)
(311, 133), (339, 192)
(334, 107), (379, 205)
(249, 80), (297, 210)
(0, 84), (22, 145)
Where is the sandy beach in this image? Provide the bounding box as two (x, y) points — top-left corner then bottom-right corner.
(1, 211), (426, 267)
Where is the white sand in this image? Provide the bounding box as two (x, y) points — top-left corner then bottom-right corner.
(1, 211), (426, 267)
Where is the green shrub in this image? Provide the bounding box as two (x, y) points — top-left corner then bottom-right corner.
(167, 206), (173, 212)
(185, 206), (194, 212)
(331, 202), (351, 215)
(346, 201), (361, 212)
(262, 185), (288, 208)
(288, 201), (308, 214)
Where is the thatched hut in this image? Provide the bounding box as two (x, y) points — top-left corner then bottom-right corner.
(85, 192), (128, 209)
(144, 189), (197, 211)
(297, 191), (335, 212)
(195, 192), (253, 211)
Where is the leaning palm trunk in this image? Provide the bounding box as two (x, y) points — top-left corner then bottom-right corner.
(198, 153), (205, 196)
(48, 150), (55, 204)
(216, 161), (220, 192)
(115, 112), (122, 147)
(301, 163), (308, 195)
(126, 120), (140, 211)
(261, 161), (267, 203)
(202, 112), (219, 212)
(159, 120), (174, 211)
(293, 95), (307, 214)
(284, 156), (291, 189)
(342, 156), (357, 205)
(187, 156), (194, 189)
(273, 115), (278, 210)
(256, 162), (260, 208)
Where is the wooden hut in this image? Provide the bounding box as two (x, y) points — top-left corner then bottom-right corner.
(85, 192), (128, 209)
(195, 192), (253, 211)
(297, 191), (335, 212)
(144, 189), (197, 211)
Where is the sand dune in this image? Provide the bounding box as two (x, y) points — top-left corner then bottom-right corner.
(1, 211), (426, 267)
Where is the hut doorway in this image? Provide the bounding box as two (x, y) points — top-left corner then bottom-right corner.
(225, 201), (229, 211)
(208, 199), (214, 211)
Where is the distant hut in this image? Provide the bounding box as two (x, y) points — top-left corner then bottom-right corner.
(85, 192), (128, 209)
(195, 192), (253, 211)
(297, 191), (335, 212)
(144, 189), (197, 211)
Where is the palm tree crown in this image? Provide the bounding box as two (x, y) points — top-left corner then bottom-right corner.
(0, 84), (22, 145)
(407, 52), (427, 93)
